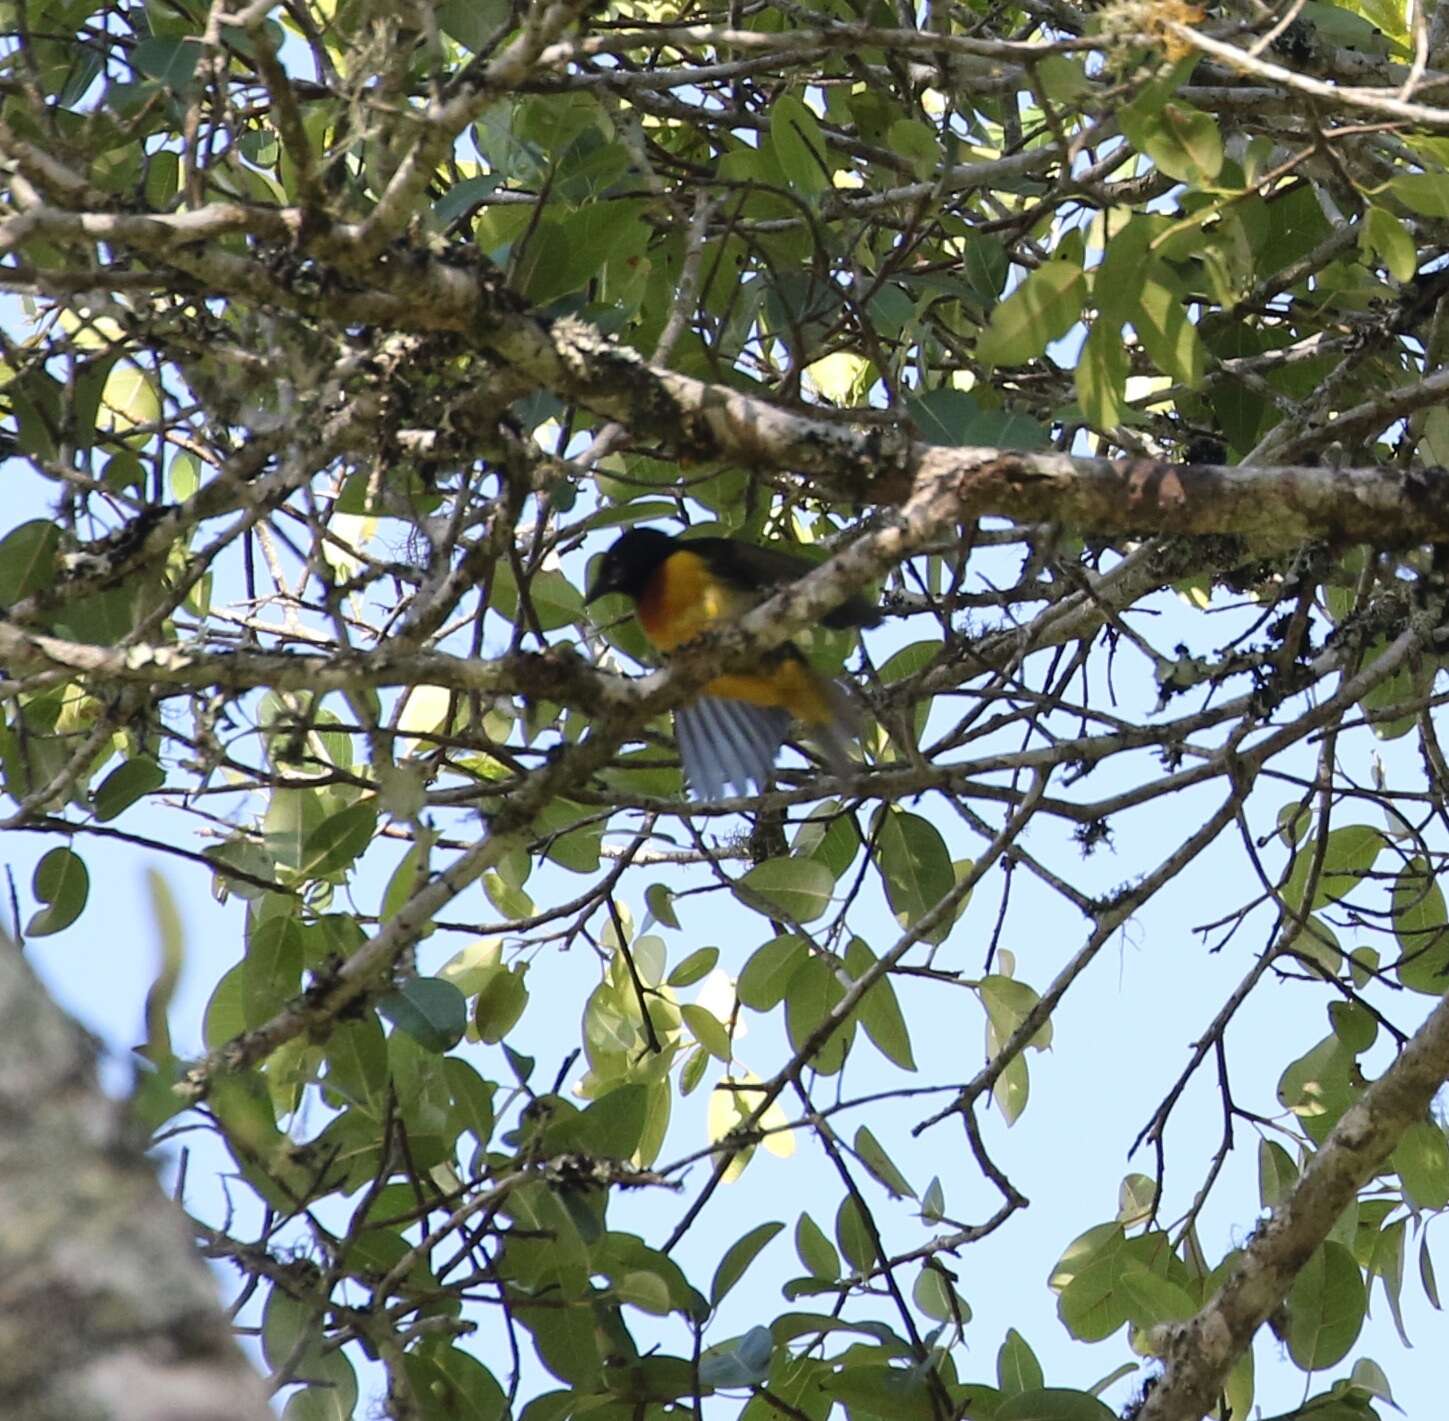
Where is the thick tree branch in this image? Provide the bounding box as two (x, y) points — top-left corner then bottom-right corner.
(0, 936), (273, 1421)
(1139, 988), (1449, 1421)
(7, 158), (1449, 539)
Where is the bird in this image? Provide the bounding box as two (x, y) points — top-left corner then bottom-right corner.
(585, 525), (879, 800)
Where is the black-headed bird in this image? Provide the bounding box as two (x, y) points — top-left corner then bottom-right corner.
(585, 526), (878, 799)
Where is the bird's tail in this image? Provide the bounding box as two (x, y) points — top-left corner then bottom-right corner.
(675, 697), (792, 801)
(800, 676), (863, 781)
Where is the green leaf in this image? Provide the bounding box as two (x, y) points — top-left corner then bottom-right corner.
(699, 1325), (774, 1388)
(845, 938), (916, 1070)
(872, 806), (955, 940)
(104, 451), (146, 495)
(645, 882), (680, 931)
(1050, 1222), (1130, 1342)
(904, 388), (979, 445)
(680, 1043), (708, 1095)
(785, 953), (850, 1074)
(854, 1125), (914, 1198)
(6, 368), (62, 462)
(1076, 318), (1129, 429)
(835, 1195), (877, 1273)
(380, 838), (430, 922)
(519, 1291), (603, 1388)
(1361, 205), (1417, 282)
(1035, 56), (1092, 106)
(1119, 99), (1223, 184)
(960, 232), (1011, 306)
(1278, 1033), (1359, 1143)
(92, 756), (165, 822)
(1392, 1119), (1449, 1210)
(1116, 1174), (1157, 1227)
(298, 801), (377, 879)
(1259, 1139), (1299, 1207)
(474, 965), (529, 1043)
(1117, 1261), (1197, 1325)
(519, 202), (651, 305)
(1318, 823), (1386, 905)
(203, 961), (247, 1052)
(1389, 172), (1449, 218)
(1133, 267), (1205, 388)
(1284, 824), (1386, 915)
(976, 261), (1086, 367)
(169, 452), (202, 500)
(432, 174), (500, 227)
(262, 1288), (326, 1372)
(1419, 1227), (1439, 1307)
(682, 1003), (732, 1061)
(1329, 999), (1376, 1053)
(244, 907), (302, 1028)
(1392, 858), (1449, 993)
(283, 1351), (359, 1421)
(667, 946), (718, 988)
(793, 801), (861, 880)
(995, 1390), (1118, 1421)
(379, 977), (468, 1053)
(99, 362), (160, 431)
(1278, 801), (1311, 846)
(796, 1210), (840, 1281)
(0, 520), (60, 607)
(1301, 0), (1398, 52)
(998, 1329), (1044, 1394)
(805, 347), (857, 405)
(578, 1082), (648, 1158)
(534, 798), (603, 874)
(444, 1057), (496, 1146)
(483, 867), (534, 923)
(921, 1178), (946, 1223)
(888, 118), (940, 182)
(981, 974), (1052, 1052)
(770, 93), (829, 196)
(436, 0), (511, 51)
(1224, 1350), (1254, 1421)
(824, 1362), (931, 1416)
(27, 846), (89, 936)
(402, 1346), (507, 1421)
(1095, 216), (1162, 328)
(734, 858), (834, 923)
(324, 1017), (388, 1111)
(131, 37), (203, 92)
(1348, 1356), (1396, 1405)
(1286, 1241), (1367, 1370)
(711, 1220), (784, 1305)
(913, 1265), (969, 1324)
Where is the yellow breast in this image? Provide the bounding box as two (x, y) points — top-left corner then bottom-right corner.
(637, 550), (747, 651)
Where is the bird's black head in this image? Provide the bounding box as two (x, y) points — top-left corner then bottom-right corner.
(586, 526), (678, 604)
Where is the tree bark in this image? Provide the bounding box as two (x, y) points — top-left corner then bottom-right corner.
(0, 935), (273, 1421)
(1139, 989), (1449, 1421)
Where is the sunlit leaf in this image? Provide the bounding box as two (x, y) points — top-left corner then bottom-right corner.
(734, 859), (834, 923)
(976, 260), (1086, 367)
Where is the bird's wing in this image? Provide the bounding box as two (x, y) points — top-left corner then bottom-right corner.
(674, 696), (792, 800)
(684, 537), (880, 630)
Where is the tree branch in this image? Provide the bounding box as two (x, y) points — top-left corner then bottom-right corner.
(1139, 988), (1449, 1421)
(0, 935), (273, 1421)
